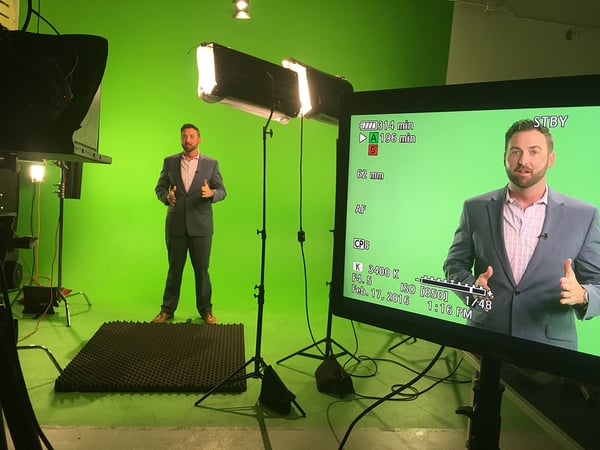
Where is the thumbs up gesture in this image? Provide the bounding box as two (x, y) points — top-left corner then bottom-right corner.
(476, 265), (493, 289)
(475, 265), (494, 301)
(201, 178), (213, 198)
(559, 258), (587, 306)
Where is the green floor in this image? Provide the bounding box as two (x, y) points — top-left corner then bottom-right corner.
(6, 287), (556, 446)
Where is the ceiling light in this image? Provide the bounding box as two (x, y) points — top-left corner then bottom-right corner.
(233, 0), (250, 19)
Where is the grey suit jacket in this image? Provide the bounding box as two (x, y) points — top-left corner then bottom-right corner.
(155, 153), (226, 237)
(444, 186), (600, 351)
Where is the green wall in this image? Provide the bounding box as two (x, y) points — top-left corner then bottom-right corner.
(16, 1), (454, 321)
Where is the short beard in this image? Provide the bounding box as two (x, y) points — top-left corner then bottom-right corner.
(505, 166), (546, 189)
(182, 143), (196, 153)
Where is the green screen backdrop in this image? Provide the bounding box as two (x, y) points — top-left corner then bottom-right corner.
(14, 1), (454, 328)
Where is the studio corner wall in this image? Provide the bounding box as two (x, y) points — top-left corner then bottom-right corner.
(446, 2), (600, 84)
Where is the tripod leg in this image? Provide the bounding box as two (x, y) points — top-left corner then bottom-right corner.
(194, 357), (259, 406)
(59, 291), (92, 327)
(16, 345), (63, 374)
(328, 339), (360, 362)
(292, 398), (306, 417)
(65, 291), (92, 306)
(276, 338), (328, 364)
(276, 297), (359, 364)
(277, 336), (360, 366)
(388, 335), (417, 352)
(60, 293), (70, 327)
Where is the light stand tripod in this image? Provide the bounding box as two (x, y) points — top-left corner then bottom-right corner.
(276, 281), (358, 365)
(55, 162), (70, 325)
(274, 140), (356, 398)
(53, 161), (91, 327)
(194, 108), (304, 416)
(276, 282), (356, 398)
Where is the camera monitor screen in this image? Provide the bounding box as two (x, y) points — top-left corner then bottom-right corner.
(331, 74), (600, 383)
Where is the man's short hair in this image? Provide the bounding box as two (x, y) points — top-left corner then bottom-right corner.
(181, 123), (200, 135)
(505, 119), (553, 152)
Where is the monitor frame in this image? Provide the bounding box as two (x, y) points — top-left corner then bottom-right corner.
(331, 74), (600, 384)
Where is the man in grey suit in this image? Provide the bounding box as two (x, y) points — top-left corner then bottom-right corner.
(444, 119), (600, 351)
(152, 123), (226, 324)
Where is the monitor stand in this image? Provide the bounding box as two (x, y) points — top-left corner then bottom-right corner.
(456, 353), (503, 450)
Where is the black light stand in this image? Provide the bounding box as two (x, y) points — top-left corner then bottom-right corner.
(52, 161), (91, 327)
(274, 138), (356, 397)
(272, 59), (354, 368)
(194, 106), (304, 416)
(55, 162), (70, 325)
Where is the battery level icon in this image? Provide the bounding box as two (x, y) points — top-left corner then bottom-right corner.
(359, 120), (378, 131)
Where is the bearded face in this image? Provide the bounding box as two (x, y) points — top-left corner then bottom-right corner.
(181, 128), (201, 155)
(504, 129), (555, 190)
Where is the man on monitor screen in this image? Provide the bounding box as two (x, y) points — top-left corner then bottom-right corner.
(444, 119), (600, 350)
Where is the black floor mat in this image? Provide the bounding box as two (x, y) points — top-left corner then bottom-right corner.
(54, 321), (246, 393)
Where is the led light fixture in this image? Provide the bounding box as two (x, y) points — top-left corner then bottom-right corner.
(197, 42), (300, 124)
(282, 58), (353, 126)
(30, 163), (45, 183)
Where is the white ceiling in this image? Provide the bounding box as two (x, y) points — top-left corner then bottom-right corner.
(451, 0), (600, 29)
